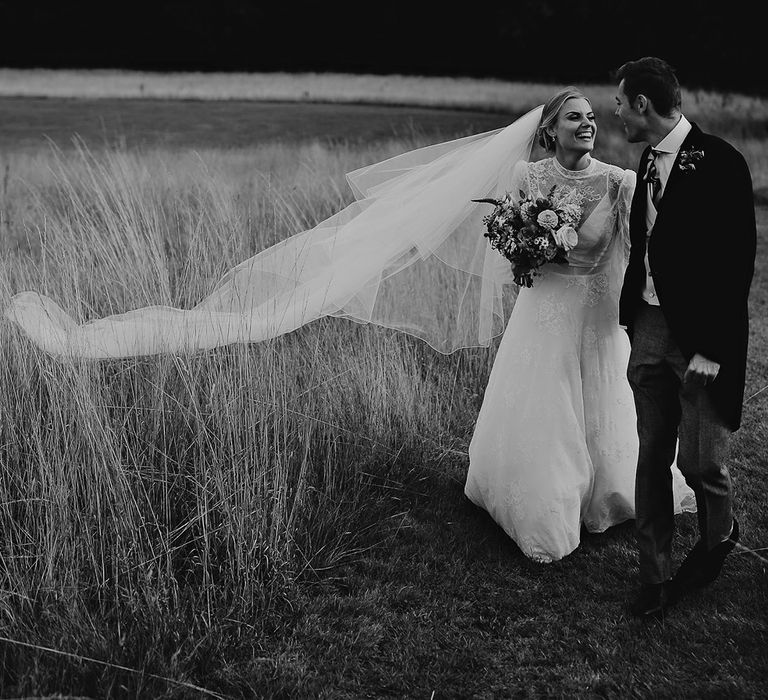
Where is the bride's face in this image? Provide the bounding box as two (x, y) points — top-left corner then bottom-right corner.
(548, 98), (596, 156)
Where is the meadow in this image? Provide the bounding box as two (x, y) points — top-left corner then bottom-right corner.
(0, 73), (766, 698)
(3, 68), (768, 119)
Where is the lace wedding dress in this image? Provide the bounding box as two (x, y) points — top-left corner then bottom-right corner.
(464, 157), (696, 563)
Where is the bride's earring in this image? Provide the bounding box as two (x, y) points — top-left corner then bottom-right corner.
(546, 131), (556, 148)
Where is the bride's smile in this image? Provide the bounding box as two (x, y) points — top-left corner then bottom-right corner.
(543, 96), (597, 171)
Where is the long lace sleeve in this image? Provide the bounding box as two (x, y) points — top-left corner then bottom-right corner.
(616, 169), (636, 265)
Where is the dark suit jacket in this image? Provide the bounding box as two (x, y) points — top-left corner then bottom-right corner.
(619, 122), (757, 430)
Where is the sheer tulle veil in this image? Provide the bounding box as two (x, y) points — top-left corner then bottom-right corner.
(4, 106), (545, 359)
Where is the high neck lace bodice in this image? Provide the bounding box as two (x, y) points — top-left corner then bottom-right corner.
(551, 156), (597, 179)
(507, 157), (634, 272)
(520, 157), (624, 207)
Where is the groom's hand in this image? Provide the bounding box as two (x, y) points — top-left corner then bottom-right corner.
(684, 353), (720, 386)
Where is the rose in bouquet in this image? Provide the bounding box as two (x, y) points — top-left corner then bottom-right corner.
(474, 185), (582, 287)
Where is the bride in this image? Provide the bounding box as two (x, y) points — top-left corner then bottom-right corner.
(5, 88), (694, 562)
(465, 88), (694, 562)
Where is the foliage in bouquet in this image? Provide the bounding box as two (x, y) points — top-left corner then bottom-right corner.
(474, 185), (581, 287)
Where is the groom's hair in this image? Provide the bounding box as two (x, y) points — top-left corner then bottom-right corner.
(615, 57), (682, 117)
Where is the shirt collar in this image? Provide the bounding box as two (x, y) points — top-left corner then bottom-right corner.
(653, 114), (692, 154)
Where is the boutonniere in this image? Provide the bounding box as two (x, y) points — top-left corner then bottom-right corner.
(678, 147), (705, 172)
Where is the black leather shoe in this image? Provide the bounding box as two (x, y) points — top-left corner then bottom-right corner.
(671, 540), (708, 591)
(673, 518), (739, 591)
(630, 582), (675, 619)
(697, 518), (739, 586)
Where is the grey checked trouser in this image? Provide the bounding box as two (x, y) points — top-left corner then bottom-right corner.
(627, 303), (733, 584)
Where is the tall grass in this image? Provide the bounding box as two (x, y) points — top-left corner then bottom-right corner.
(0, 135), (496, 694)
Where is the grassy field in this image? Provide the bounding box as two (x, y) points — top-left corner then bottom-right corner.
(0, 97), (512, 154)
(2, 72), (767, 191)
(3, 68), (768, 117)
(0, 74), (766, 697)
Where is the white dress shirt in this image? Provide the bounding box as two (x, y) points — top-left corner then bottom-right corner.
(643, 114), (692, 305)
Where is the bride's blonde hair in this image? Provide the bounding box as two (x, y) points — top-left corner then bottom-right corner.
(537, 87), (591, 151)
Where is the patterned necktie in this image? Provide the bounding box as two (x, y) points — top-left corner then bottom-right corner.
(644, 148), (662, 208)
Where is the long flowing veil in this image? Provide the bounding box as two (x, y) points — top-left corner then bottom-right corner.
(4, 106), (544, 359)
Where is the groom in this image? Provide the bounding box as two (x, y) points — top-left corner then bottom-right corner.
(614, 57), (757, 618)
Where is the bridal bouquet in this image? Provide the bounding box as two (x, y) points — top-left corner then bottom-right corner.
(474, 186), (581, 287)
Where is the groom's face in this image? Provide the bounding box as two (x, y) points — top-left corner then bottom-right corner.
(614, 80), (646, 144)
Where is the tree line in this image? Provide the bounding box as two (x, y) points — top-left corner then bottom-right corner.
(0, 1), (760, 94)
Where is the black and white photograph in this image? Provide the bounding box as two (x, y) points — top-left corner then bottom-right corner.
(0, 1), (765, 697)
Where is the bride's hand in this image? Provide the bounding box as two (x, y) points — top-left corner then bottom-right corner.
(683, 353), (720, 386)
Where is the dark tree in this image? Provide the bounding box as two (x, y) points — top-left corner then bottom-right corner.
(0, 1), (761, 94)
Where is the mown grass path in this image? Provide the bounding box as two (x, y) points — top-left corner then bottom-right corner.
(0, 97), (510, 152)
